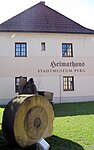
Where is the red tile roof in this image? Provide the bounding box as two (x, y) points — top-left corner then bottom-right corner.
(0, 2), (94, 34)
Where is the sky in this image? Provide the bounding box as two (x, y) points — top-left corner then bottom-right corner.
(0, 0), (94, 30)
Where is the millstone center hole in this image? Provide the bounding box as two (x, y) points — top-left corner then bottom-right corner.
(34, 117), (41, 128)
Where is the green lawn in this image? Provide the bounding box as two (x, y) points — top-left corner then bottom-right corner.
(0, 101), (94, 150)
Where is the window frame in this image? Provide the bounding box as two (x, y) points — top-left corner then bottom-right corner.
(15, 77), (27, 93)
(62, 43), (73, 57)
(15, 43), (27, 57)
(63, 76), (74, 91)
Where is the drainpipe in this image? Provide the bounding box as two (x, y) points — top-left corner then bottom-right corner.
(59, 75), (62, 103)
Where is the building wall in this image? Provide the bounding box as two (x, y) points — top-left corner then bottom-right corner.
(0, 32), (94, 57)
(0, 32), (94, 104)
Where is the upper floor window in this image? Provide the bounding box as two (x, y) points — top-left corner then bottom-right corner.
(63, 76), (74, 91)
(41, 42), (46, 51)
(62, 43), (73, 57)
(15, 43), (27, 57)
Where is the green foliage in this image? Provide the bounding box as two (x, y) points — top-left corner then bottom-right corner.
(0, 101), (94, 150)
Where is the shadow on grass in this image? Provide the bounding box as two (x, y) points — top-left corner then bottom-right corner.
(54, 101), (94, 117)
(0, 129), (84, 150)
(46, 135), (85, 150)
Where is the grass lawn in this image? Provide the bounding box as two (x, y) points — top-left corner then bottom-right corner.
(0, 101), (94, 150)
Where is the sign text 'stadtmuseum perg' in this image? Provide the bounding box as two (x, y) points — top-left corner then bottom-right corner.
(0, 57), (94, 77)
(37, 60), (85, 75)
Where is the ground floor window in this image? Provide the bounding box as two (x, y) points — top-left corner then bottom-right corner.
(15, 76), (27, 92)
(63, 76), (74, 91)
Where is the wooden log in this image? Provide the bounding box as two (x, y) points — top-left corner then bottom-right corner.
(38, 91), (54, 105)
(2, 95), (54, 147)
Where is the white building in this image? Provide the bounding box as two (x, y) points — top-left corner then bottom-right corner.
(0, 1), (94, 104)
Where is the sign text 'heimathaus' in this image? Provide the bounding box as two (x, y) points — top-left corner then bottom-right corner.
(37, 60), (86, 75)
(1, 57), (94, 77)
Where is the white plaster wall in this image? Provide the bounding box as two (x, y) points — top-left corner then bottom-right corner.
(35, 76), (94, 103)
(34, 76), (60, 98)
(0, 32), (94, 104)
(61, 76), (94, 97)
(0, 32), (94, 57)
(0, 77), (17, 99)
(0, 76), (94, 104)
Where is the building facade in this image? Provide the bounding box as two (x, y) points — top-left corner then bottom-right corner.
(0, 2), (94, 104)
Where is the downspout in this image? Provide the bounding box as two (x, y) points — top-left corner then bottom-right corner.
(59, 75), (62, 103)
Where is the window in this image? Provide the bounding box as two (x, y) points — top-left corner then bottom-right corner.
(62, 43), (73, 57)
(63, 76), (74, 91)
(15, 43), (27, 57)
(41, 42), (46, 51)
(15, 77), (27, 92)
